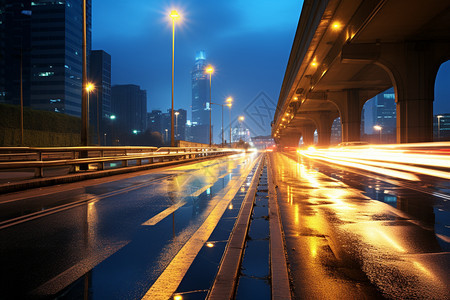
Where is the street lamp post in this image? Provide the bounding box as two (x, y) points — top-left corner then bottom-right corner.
(110, 115), (116, 145)
(175, 111), (180, 140)
(81, 0), (88, 147)
(86, 83), (95, 144)
(205, 65), (214, 147)
(170, 10), (179, 147)
(226, 97), (232, 146)
(373, 125), (382, 143)
(437, 115), (443, 141)
(239, 116), (245, 142)
(211, 102), (224, 147)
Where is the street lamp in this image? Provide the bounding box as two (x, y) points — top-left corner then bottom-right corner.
(210, 102), (224, 147)
(86, 83), (96, 144)
(226, 97), (232, 145)
(239, 116), (245, 142)
(205, 65), (214, 147)
(170, 10), (180, 147)
(437, 115), (443, 141)
(373, 125), (382, 143)
(81, 0), (88, 147)
(110, 114), (116, 146)
(175, 111), (180, 140)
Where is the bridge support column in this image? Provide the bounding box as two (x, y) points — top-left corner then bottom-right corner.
(342, 41), (450, 143)
(301, 125), (316, 146)
(308, 112), (338, 147)
(329, 90), (367, 142)
(378, 42), (448, 143)
(278, 132), (301, 148)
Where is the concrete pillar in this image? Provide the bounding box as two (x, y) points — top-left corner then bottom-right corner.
(328, 90), (368, 142)
(377, 42), (445, 143)
(342, 41), (450, 143)
(278, 132), (301, 148)
(308, 112), (338, 147)
(301, 124), (316, 146)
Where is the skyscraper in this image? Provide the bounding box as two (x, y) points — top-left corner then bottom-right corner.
(191, 51), (210, 144)
(374, 88), (396, 135)
(191, 51), (209, 125)
(0, 0), (32, 106)
(30, 0), (91, 116)
(111, 84), (147, 136)
(147, 110), (162, 133)
(89, 50), (111, 144)
(0, 0), (92, 116)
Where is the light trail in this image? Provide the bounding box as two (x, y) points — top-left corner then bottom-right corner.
(298, 142), (450, 180)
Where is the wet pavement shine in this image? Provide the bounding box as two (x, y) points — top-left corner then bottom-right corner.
(0, 152), (261, 299)
(270, 152), (450, 300)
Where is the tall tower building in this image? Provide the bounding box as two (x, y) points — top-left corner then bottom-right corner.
(191, 51), (209, 125)
(89, 50), (111, 144)
(111, 84), (147, 135)
(30, 0), (91, 116)
(0, 0), (32, 105)
(375, 88), (396, 135)
(0, 0), (92, 115)
(190, 51), (210, 144)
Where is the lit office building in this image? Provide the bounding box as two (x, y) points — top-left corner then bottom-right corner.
(30, 0), (91, 116)
(111, 84), (147, 136)
(0, 0), (32, 106)
(434, 113), (450, 141)
(88, 50), (111, 144)
(190, 51), (210, 144)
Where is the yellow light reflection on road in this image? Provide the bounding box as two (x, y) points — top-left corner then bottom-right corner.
(300, 150), (420, 181)
(294, 204), (299, 225)
(298, 143), (450, 180)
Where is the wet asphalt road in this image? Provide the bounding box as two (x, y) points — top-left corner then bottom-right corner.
(0, 153), (259, 299)
(271, 152), (449, 300)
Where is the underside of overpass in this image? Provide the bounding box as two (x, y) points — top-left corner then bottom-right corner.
(273, 0), (450, 147)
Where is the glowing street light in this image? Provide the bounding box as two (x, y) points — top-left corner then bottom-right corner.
(175, 111), (180, 139)
(205, 65), (214, 147)
(238, 116), (245, 142)
(86, 83), (99, 144)
(373, 125), (382, 143)
(210, 102), (224, 147)
(110, 114), (116, 146)
(170, 10), (180, 147)
(226, 97), (232, 145)
(437, 115), (443, 141)
(81, 0), (88, 148)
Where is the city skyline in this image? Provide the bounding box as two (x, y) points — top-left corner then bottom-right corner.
(90, 1), (450, 140)
(92, 0), (303, 138)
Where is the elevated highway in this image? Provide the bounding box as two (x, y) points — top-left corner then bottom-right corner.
(273, 0), (450, 146)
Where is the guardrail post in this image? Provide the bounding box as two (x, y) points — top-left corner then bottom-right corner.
(34, 166), (43, 178)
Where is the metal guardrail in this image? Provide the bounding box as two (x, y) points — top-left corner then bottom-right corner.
(0, 146), (239, 178)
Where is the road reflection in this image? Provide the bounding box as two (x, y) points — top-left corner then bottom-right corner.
(272, 152), (449, 299)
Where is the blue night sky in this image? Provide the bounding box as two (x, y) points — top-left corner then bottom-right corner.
(92, 1), (450, 137)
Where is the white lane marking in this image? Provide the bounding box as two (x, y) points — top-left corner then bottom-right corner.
(142, 156), (251, 226)
(189, 184), (213, 197)
(33, 241), (129, 295)
(141, 154), (261, 300)
(142, 201), (187, 226)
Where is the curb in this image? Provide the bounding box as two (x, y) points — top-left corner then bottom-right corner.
(208, 154), (265, 299)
